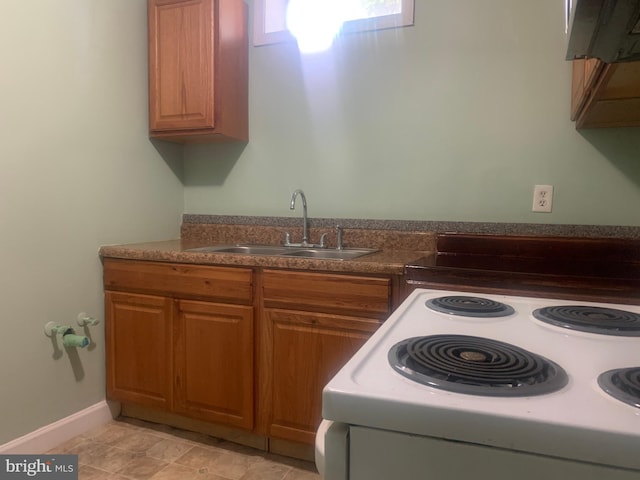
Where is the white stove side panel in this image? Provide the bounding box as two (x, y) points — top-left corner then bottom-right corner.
(349, 426), (640, 480)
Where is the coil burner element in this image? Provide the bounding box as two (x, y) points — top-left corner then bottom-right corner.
(426, 296), (515, 318)
(388, 334), (568, 397)
(598, 367), (640, 408)
(533, 306), (640, 336)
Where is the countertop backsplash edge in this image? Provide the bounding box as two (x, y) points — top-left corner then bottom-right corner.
(182, 215), (640, 239)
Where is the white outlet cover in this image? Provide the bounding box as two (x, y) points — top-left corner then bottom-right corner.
(532, 185), (553, 213)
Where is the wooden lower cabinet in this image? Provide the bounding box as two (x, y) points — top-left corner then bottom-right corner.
(104, 259), (394, 449)
(106, 291), (173, 410)
(104, 259), (255, 430)
(173, 300), (254, 429)
(259, 269), (391, 445)
(261, 308), (380, 444)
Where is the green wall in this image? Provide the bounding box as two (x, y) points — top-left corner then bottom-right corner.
(184, 0), (640, 226)
(0, 0), (183, 444)
(2, 0), (638, 449)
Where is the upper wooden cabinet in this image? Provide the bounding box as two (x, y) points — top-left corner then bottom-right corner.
(570, 58), (604, 122)
(571, 58), (640, 129)
(148, 0), (248, 143)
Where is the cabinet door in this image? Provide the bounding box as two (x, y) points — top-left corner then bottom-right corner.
(570, 58), (605, 121)
(576, 61), (640, 128)
(105, 291), (173, 410)
(174, 300), (254, 430)
(148, 0), (215, 132)
(148, 0), (248, 142)
(262, 308), (380, 444)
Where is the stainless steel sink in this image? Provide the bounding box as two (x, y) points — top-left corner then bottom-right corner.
(187, 245), (294, 255)
(281, 248), (378, 260)
(186, 244), (378, 260)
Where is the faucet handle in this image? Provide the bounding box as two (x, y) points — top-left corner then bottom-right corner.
(336, 225), (344, 250)
(284, 232), (291, 245)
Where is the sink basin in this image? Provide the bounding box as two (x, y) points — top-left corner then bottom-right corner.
(186, 244), (378, 260)
(281, 248), (378, 260)
(187, 245), (293, 255)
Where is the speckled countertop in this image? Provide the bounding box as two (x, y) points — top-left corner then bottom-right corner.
(99, 215), (640, 276)
(99, 222), (437, 275)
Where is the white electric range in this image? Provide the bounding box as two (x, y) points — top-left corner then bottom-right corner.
(316, 289), (640, 480)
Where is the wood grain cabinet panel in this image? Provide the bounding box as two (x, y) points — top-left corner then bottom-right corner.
(262, 269), (391, 319)
(571, 58), (640, 128)
(106, 291), (173, 410)
(259, 269), (391, 444)
(571, 58), (604, 121)
(104, 260), (255, 430)
(173, 300), (254, 429)
(262, 308), (380, 444)
(104, 260), (397, 448)
(103, 259), (253, 304)
(148, 0), (248, 142)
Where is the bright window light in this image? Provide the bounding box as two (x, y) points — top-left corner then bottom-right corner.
(286, 0), (348, 53)
(254, 0), (414, 49)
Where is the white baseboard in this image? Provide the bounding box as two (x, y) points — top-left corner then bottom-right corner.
(0, 400), (121, 454)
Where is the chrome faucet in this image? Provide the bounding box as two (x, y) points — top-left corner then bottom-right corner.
(336, 225), (344, 250)
(289, 189), (309, 245)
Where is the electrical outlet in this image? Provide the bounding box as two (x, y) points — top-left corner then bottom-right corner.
(532, 185), (553, 213)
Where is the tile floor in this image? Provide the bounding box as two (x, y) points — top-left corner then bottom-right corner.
(50, 417), (320, 480)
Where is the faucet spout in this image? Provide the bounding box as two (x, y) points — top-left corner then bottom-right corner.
(290, 189), (309, 244)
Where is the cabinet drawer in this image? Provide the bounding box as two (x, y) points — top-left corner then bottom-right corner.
(262, 270), (391, 318)
(103, 259), (252, 304)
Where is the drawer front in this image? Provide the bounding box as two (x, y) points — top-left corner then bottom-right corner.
(262, 269), (391, 318)
(103, 259), (253, 304)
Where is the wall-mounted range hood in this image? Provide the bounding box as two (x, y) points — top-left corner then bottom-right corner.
(566, 0), (640, 62)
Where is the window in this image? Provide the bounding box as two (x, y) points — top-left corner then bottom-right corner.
(253, 0), (415, 49)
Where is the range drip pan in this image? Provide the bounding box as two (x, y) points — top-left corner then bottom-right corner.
(426, 296), (515, 318)
(533, 305), (640, 336)
(598, 367), (640, 408)
(388, 334), (568, 397)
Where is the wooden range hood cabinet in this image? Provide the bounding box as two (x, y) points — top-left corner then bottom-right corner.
(571, 58), (640, 129)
